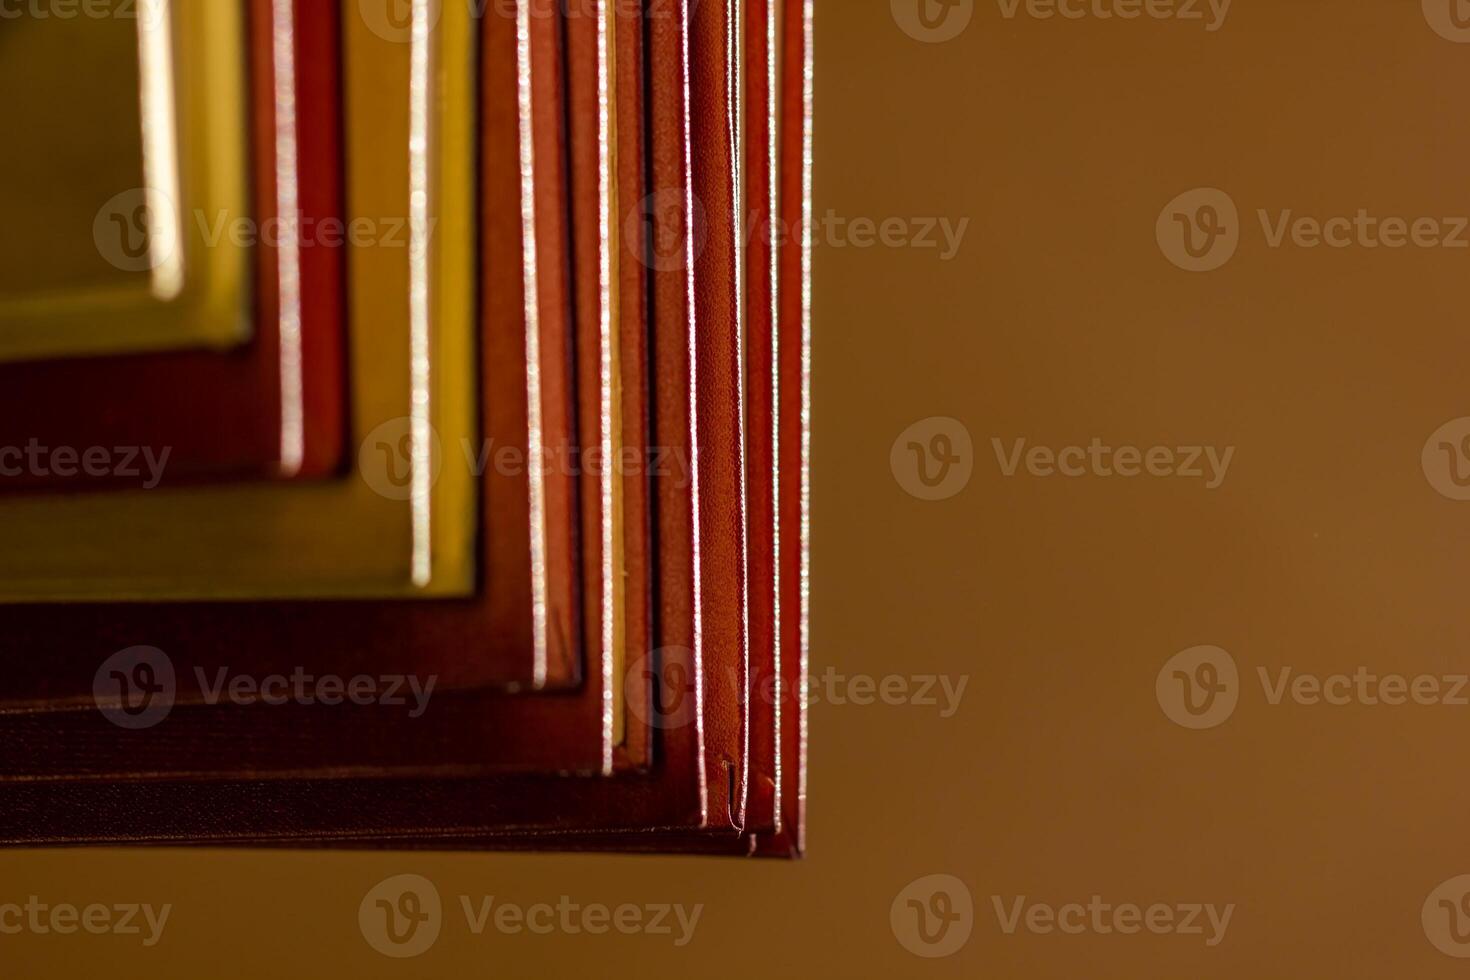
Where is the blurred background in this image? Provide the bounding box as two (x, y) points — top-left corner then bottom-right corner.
(11, 0), (1470, 975)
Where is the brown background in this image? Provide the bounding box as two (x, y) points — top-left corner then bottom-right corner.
(10, 0), (1470, 975)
